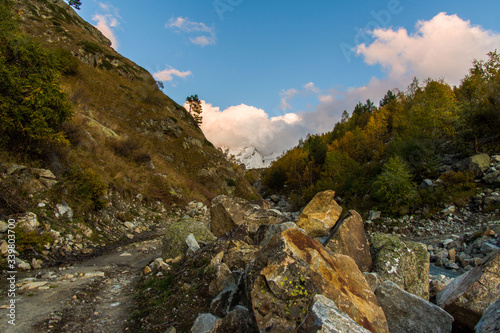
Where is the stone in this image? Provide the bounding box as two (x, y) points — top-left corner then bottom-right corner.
(123, 221), (134, 229)
(466, 153), (491, 177)
(296, 190), (343, 237)
(186, 233), (201, 256)
(31, 258), (43, 270)
(246, 228), (389, 333)
(210, 195), (287, 237)
(210, 271), (246, 317)
(0, 240), (8, 256)
(363, 272), (382, 292)
(436, 250), (500, 331)
(143, 266), (152, 275)
(16, 259), (31, 270)
(483, 170), (500, 185)
(191, 313), (219, 333)
(448, 248), (456, 262)
(7, 164), (26, 175)
(371, 234), (430, 300)
(32, 168), (56, 179)
(16, 212), (40, 232)
(325, 210), (372, 272)
(19, 281), (48, 293)
(0, 220), (8, 233)
(441, 206), (456, 215)
(162, 216), (216, 259)
(254, 222), (301, 247)
(206, 254), (232, 297)
(475, 295), (500, 333)
(375, 281), (454, 333)
(369, 210), (382, 220)
(211, 306), (258, 333)
(297, 294), (370, 333)
(481, 242), (500, 255)
(56, 201), (74, 219)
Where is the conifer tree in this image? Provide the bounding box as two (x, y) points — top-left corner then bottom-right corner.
(186, 94), (203, 126)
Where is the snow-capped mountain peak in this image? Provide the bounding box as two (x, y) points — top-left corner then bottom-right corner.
(221, 146), (277, 169)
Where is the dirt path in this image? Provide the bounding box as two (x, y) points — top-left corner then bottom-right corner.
(0, 236), (163, 333)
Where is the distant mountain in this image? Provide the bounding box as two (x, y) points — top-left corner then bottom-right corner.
(222, 146), (278, 169)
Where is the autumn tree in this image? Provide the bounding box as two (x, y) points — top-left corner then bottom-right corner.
(186, 94), (203, 126)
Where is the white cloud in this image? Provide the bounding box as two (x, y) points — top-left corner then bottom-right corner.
(166, 17), (216, 47)
(153, 66), (192, 82)
(198, 101), (308, 156)
(356, 12), (500, 85)
(199, 13), (500, 157)
(92, 3), (121, 50)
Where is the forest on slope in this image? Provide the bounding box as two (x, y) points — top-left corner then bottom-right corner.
(263, 51), (500, 215)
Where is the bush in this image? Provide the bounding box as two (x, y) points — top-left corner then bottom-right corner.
(438, 171), (477, 206)
(371, 156), (416, 213)
(64, 166), (108, 211)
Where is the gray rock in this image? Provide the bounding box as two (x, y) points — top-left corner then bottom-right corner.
(123, 221), (135, 229)
(368, 210), (382, 220)
(475, 295), (500, 333)
(441, 206), (456, 215)
(210, 271), (245, 317)
(190, 313), (219, 333)
(0, 220), (8, 233)
(7, 164), (27, 175)
(16, 212), (40, 232)
(162, 217), (216, 259)
(371, 234), (430, 300)
(297, 294), (371, 333)
(437, 250), (500, 331)
(481, 242), (500, 255)
(254, 222), (300, 247)
(56, 201), (73, 219)
(211, 306), (258, 333)
(185, 233), (201, 257)
(375, 281), (453, 333)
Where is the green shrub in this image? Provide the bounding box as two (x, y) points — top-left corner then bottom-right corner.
(438, 171), (477, 206)
(78, 40), (103, 55)
(371, 156), (417, 213)
(64, 166), (108, 211)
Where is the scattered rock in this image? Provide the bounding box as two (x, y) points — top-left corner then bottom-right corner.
(296, 190), (343, 237)
(16, 212), (40, 232)
(375, 281), (454, 333)
(254, 222), (301, 247)
(211, 306), (258, 333)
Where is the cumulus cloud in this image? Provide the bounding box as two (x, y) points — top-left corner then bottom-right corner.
(153, 66), (192, 82)
(198, 101), (308, 156)
(92, 3), (121, 49)
(198, 13), (500, 157)
(166, 17), (216, 46)
(356, 12), (500, 85)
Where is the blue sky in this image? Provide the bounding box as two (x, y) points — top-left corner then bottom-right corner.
(75, 0), (500, 154)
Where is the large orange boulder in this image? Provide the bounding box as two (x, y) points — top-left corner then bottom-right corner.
(296, 190), (343, 237)
(245, 228), (389, 333)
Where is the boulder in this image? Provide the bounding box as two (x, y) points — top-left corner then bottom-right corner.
(296, 190), (343, 237)
(483, 171), (500, 185)
(162, 217), (216, 259)
(245, 228), (389, 333)
(210, 271), (246, 317)
(210, 196), (286, 237)
(465, 153), (491, 177)
(475, 295), (500, 333)
(211, 306), (258, 333)
(297, 294), (371, 333)
(186, 233), (201, 257)
(191, 313), (219, 333)
(16, 212), (40, 232)
(375, 281), (453, 333)
(325, 210), (372, 272)
(371, 234), (430, 300)
(254, 222), (301, 247)
(436, 250), (500, 332)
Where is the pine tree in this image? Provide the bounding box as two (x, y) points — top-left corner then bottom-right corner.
(186, 94), (203, 126)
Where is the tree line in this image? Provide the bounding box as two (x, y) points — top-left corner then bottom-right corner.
(263, 51), (500, 215)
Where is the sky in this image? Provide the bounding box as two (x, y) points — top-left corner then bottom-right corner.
(74, 0), (500, 156)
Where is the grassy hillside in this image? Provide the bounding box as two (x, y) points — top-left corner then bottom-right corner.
(0, 0), (258, 232)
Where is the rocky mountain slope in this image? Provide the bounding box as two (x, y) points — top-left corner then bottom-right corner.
(0, 0), (258, 269)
